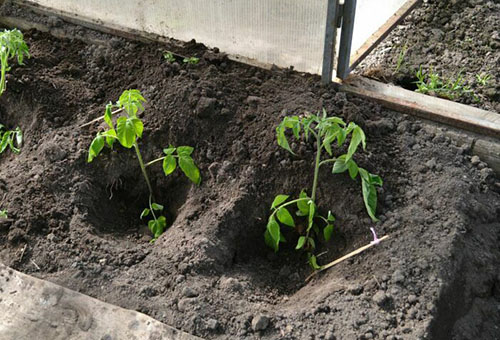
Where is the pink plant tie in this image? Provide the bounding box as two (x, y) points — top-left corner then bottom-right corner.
(370, 227), (380, 245)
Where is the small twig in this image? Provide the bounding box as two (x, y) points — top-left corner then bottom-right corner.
(30, 260), (40, 270)
(306, 235), (389, 282)
(18, 244), (27, 262)
(79, 107), (123, 128)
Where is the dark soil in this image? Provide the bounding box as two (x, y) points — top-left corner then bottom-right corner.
(1, 8), (500, 340)
(357, 0), (500, 113)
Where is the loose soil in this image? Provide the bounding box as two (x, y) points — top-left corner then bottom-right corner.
(358, 0), (500, 113)
(1, 8), (500, 340)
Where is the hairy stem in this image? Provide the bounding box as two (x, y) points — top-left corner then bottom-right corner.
(0, 54), (7, 95)
(311, 132), (322, 201)
(133, 142), (154, 199)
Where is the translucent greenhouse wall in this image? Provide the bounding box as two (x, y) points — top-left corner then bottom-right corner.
(24, 0), (412, 76)
(25, 0), (328, 74)
(352, 0), (409, 54)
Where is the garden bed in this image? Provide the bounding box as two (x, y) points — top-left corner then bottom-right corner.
(358, 0), (499, 113)
(0, 18), (499, 340)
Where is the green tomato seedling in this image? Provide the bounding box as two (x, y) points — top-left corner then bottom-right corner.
(0, 210), (7, 218)
(87, 89), (201, 240)
(0, 29), (29, 154)
(267, 109), (382, 270)
(0, 29), (30, 95)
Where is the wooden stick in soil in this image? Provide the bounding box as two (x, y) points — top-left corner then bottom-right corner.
(306, 235), (389, 282)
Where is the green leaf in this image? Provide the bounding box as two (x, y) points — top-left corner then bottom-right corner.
(152, 203), (164, 211)
(178, 155), (201, 185)
(276, 207), (295, 227)
(308, 237), (316, 250)
(332, 155), (348, 174)
(264, 230), (275, 250)
(296, 236), (306, 250)
(361, 176), (379, 222)
(118, 89), (146, 116)
(131, 118), (144, 138)
(346, 126), (366, 161)
(324, 224), (334, 241)
(88, 134), (105, 162)
(308, 200), (316, 231)
(0, 210), (7, 218)
(267, 217), (280, 252)
(104, 104), (113, 128)
(14, 127), (22, 147)
(103, 129), (117, 148)
(163, 146), (176, 155)
(148, 216), (167, 239)
(140, 208), (150, 219)
(276, 124), (294, 154)
(297, 190), (309, 215)
(176, 146), (194, 156)
(327, 210), (335, 222)
(271, 194), (289, 209)
(162, 155), (177, 176)
(370, 174), (383, 186)
(308, 254), (321, 270)
(116, 116), (137, 148)
(347, 158), (359, 179)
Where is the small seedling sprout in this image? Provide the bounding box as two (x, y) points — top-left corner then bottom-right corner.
(393, 43), (408, 74)
(0, 210), (7, 218)
(414, 66), (476, 101)
(163, 51), (176, 63)
(267, 109), (382, 270)
(475, 73), (491, 87)
(183, 57), (199, 64)
(87, 89), (201, 240)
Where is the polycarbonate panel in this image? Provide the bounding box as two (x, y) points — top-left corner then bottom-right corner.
(351, 0), (409, 54)
(25, 0), (328, 74)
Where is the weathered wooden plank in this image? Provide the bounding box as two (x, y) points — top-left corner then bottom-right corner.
(349, 0), (421, 70)
(339, 76), (500, 138)
(0, 263), (203, 340)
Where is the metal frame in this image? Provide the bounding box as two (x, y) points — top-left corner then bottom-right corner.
(323, 0), (420, 82)
(321, 0), (340, 84)
(336, 0), (357, 80)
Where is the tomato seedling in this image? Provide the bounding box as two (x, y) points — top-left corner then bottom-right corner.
(0, 210), (7, 218)
(267, 109), (382, 269)
(87, 89), (201, 240)
(0, 28), (30, 95)
(0, 124), (22, 155)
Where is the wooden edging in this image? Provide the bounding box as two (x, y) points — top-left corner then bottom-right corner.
(0, 263), (203, 340)
(350, 0), (422, 70)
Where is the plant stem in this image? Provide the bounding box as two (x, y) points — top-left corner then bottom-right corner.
(311, 132), (322, 201)
(133, 142), (154, 199)
(146, 156), (166, 167)
(318, 158), (337, 167)
(0, 54), (7, 95)
(270, 198), (310, 220)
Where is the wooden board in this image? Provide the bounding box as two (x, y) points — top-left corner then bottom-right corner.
(337, 76), (500, 174)
(339, 76), (500, 138)
(0, 263), (203, 340)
